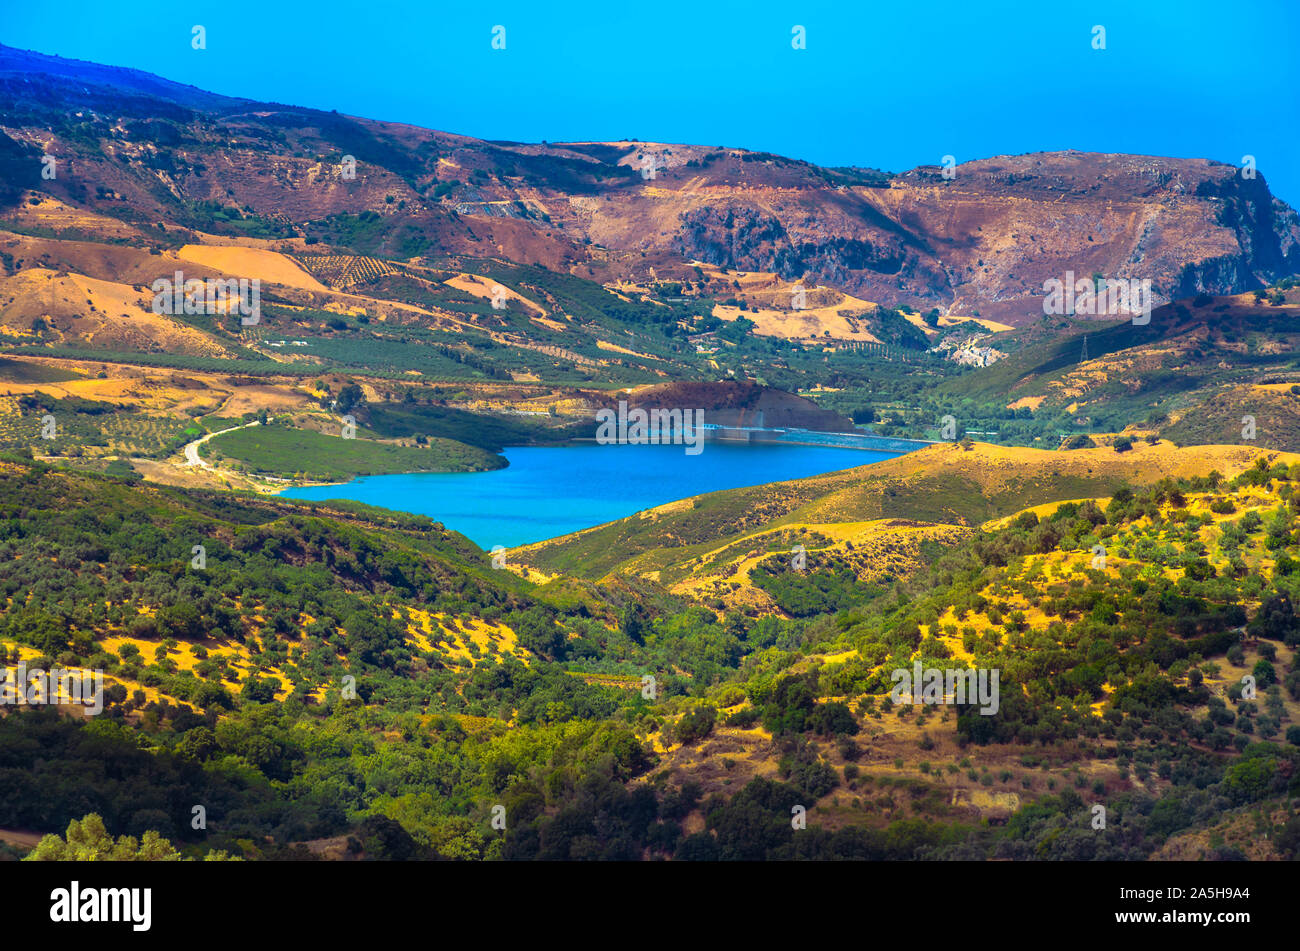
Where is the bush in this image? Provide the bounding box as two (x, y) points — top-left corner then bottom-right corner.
(724, 707), (760, 728)
(674, 705), (716, 745)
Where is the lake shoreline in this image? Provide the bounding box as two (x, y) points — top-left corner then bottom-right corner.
(278, 441), (909, 549)
(272, 426), (927, 492)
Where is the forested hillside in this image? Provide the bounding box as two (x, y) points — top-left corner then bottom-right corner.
(5, 451), (1300, 860)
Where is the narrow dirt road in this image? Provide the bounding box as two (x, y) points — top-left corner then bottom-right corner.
(184, 420), (260, 468)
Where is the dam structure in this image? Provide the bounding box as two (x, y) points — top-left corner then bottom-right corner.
(698, 422), (933, 453)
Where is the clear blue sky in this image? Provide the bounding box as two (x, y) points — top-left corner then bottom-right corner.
(4, 0), (1299, 203)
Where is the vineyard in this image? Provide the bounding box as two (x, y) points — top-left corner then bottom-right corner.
(292, 254), (402, 289)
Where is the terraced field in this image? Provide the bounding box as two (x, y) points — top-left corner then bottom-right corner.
(292, 254), (402, 289)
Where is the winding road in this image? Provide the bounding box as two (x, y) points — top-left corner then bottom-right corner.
(184, 420), (260, 469)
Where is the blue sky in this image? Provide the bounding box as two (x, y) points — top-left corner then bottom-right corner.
(4, 0), (1299, 203)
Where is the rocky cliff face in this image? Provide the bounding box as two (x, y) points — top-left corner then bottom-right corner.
(654, 151), (1300, 324)
(4, 44), (1296, 328)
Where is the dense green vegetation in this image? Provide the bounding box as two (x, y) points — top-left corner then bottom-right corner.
(204, 421), (503, 480)
(750, 562), (877, 616)
(358, 401), (590, 453)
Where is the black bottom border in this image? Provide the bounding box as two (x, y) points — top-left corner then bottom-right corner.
(5, 859), (1277, 940)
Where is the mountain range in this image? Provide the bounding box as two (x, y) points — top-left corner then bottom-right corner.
(3, 42), (1297, 327)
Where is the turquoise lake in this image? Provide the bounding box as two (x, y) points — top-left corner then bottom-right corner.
(279, 442), (901, 548)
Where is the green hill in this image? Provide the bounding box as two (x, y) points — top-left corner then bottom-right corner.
(517, 441), (1291, 580)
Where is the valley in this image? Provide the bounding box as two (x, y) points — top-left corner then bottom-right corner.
(1, 36), (1299, 869)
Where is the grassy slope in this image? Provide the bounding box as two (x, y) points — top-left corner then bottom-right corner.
(205, 423), (503, 480)
(1161, 384), (1300, 451)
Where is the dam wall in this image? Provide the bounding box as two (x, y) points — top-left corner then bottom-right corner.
(699, 424), (933, 453)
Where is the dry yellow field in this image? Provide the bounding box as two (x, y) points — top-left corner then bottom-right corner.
(443, 273), (546, 315)
(176, 244), (328, 291)
(0, 268), (230, 356)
